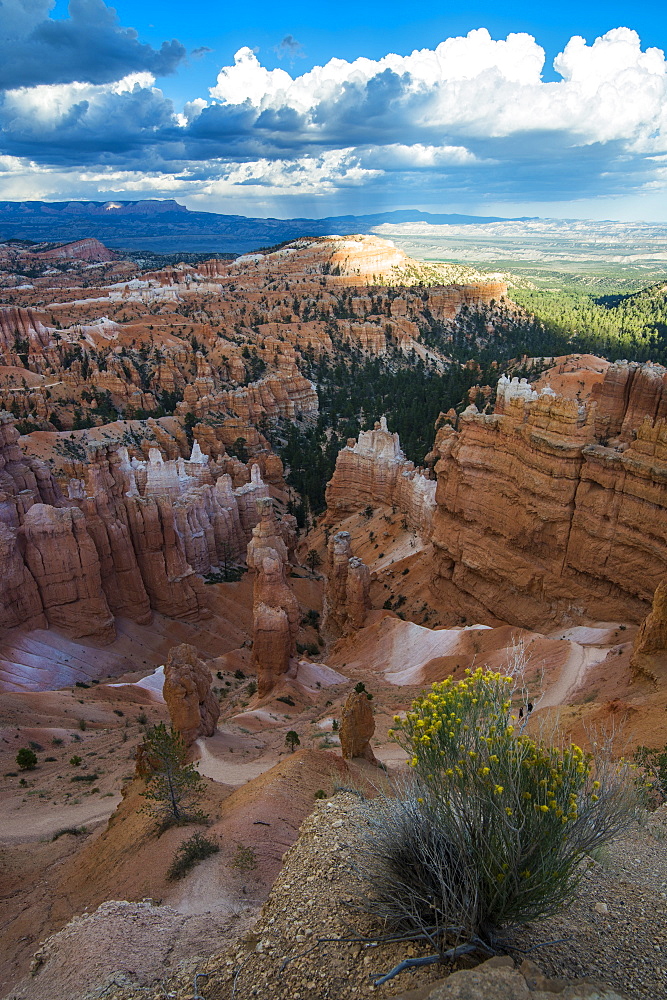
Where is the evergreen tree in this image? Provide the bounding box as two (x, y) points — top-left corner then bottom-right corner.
(139, 723), (206, 827)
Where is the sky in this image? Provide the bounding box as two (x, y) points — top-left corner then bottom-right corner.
(0, 1), (666, 221)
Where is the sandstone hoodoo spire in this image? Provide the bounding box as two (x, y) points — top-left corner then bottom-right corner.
(340, 682), (379, 765)
(162, 642), (220, 746)
(323, 531), (371, 637)
(247, 498), (300, 697)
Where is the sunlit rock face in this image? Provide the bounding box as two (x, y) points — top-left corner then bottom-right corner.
(430, 362), (667, 629)
(325, 417), (437, 538)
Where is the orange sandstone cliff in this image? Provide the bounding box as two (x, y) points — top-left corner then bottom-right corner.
(430, 364), (667, 628)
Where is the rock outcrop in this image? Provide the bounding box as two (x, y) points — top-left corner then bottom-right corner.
(431, 363), (667, 628)
(247, 499), (300, 697)
(323, 531), (371, 636)
(0, 522), (46, 631)
(346, 557), (371, 630)
(412, 956), (625, 1000)
(20, 504), (115, 641)
(162, 643), (219, 745)
(325, 417), (436, 538)
(631, 579), (667, 683)
(339, 684), (378, 764)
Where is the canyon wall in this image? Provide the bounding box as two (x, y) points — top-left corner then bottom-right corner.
(325, 417), (436, 537)
(430, 364), (667, 628)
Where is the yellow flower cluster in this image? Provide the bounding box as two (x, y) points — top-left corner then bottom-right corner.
(392, 669), (603, 833)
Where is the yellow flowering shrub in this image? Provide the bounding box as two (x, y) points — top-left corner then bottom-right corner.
(358, 668), (639, 942)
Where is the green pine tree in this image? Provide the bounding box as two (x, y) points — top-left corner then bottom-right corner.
(139, 723), (206, 828)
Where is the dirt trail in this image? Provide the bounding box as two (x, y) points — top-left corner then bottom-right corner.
(0, 794), (122, 844)
(540, 643), (609, 708)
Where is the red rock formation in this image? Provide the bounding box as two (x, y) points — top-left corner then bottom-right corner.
(325, 417), (436, 537)
(346, 557), (371, 630)
(20, 504), (115, 641)
(592, 361), (667, 444)
(631, 579), (667, 683)
(162, 643), (220, 745)
(248, 499), (300, 697)
(323, 531), (354, 637)
(30, 239), (117, 262)
(431, 367), (667, 628)
(340, 685), (379, 764)
(123, 494), (205, 621)
(0, 522), (46, 631)
(79, 445), (152, 624)
(323, 532), (371, 636)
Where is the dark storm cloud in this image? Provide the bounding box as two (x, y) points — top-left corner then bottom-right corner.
(0, 0), (186, 90)
(274, 35), (305, 61)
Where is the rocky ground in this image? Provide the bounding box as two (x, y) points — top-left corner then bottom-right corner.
(18, 791), (664, 1000)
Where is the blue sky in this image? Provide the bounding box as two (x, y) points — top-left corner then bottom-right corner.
(1, 1), (666, 220)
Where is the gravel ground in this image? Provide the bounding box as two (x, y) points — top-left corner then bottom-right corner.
(45, 795), (667, 1000)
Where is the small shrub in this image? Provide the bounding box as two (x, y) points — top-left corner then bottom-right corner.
(77, 719), (87, 731)
(314, 789), (327, 799)
(16, 748), (37, 770)
(113, 709), (124, 717)
(234, 669), (246, 680)
(216, 671), (223, 680)
(137, 712), (147, 725)
(44, 757), (57, 762)
(29, 741), (44, 751)
(69, 755), (82, 767)
(277, 695), (295, 707)
(246, 681), (257, 696)
(167, 832), (219, 880)
(75, 681), (90, 689)
(52, 738), (63, 746)
(230, 843), (256, 871)
(52, 826), (88, 841)
(633, 743), (667, 804)
(70, 772), (99, 783)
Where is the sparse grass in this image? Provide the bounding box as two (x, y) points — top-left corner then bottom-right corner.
(167, 832), (220, 880)
(52, 825), (88, 841)
(230, 843), (257, 872)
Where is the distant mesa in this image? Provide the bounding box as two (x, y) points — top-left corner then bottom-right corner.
(0, 199), (526, 254)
